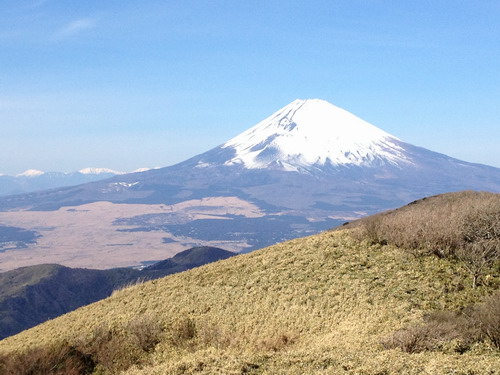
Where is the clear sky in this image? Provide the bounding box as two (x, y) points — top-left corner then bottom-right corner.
(1, 0), (499, 175)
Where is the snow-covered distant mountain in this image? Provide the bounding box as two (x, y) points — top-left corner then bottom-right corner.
(16, 169), (45, 177)
(78, 168), (125, 175)
(1, 99), (500, 270)
(0, 167), (152, 197)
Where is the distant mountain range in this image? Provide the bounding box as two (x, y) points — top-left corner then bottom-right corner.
(0, 99), (499, 271)
(0, 246), (234, 339)
(0, 167), (153, 197)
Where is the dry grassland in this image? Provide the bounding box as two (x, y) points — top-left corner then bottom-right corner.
(1, 229), (499, 374)
(0, 197), (263, 271)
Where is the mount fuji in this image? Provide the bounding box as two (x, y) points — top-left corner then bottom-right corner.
(222, 99), (409, 171)
(1, 99), (499, 270)
(109, 98), (498, 213)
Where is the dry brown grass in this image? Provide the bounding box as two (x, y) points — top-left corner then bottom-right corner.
(0, 341), (94, 375)
(381, 310), (474, 354)
(0, 197), (262, 271)
(471, 292), (500, 349)
(381, 321), (457, 354)
(347, 191), (500, 288)
(0, 315), (165, 375)
(1, 217), (499, 374)
(381, 291), (500, 356)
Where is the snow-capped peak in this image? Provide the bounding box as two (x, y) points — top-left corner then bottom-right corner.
(17, 169), (45, 177)
(78, 167), (124, 175)
(131, 167), (151, 173)
(222, 99), (410, 171)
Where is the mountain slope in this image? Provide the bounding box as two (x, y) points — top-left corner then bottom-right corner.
(0, 168), (154, 197)
(222, 98), (409, 171)
(0, 99), (499, 271)
(3, 99), (498, 212)
(1, 192), (499, 374)
(0, 247), (234, 339)
(0, 169), (121, 197)
(0, 264), (136, 340)
(144, 246), (236, 273)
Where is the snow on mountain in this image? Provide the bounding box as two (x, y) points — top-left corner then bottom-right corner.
(131, 167), (152, 173)
(222, 99), (411, 172)
(16, 169), (45, 177)
(0, 168), (148, 197)
(78, 167), (124, 175)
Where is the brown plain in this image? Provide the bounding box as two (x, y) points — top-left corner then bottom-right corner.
(0, 197), (264, 271)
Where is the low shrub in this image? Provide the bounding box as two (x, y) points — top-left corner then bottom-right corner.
(77, 325), (143, 374)
(0, 315), (164, 375)
(126, 314), (164, 352)
(383, 292), (500, 353)
(169, 317), (197, 347)
(470, 292), (500, 348)
(0, 341), (95, 375)
(258, 333), (296, 352)
(348, 191), (500, 287)
(381, 320), (460, 353)
(196, 320), (234, 349)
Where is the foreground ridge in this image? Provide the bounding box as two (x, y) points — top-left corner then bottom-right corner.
(1, 192), (499, 374)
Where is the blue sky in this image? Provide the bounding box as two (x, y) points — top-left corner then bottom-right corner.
(1, 0), (499, 175)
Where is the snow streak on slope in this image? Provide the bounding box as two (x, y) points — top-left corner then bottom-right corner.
(79, 168), (124, 175)
(222, 99), (411, 172)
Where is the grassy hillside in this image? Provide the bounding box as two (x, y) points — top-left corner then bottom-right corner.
(0, 192), (499, 374)
(344, 190), (500, 289)
(0, 247), (234, 340)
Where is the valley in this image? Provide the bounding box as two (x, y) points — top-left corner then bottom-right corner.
(0, 197), (263, 271)
(0, 246), (235, 339)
